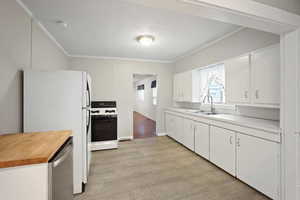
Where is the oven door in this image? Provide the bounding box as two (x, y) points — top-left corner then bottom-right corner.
(91, 115), (117, 141)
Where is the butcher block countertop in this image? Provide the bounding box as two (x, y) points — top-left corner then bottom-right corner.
(0, 130), (72, 168)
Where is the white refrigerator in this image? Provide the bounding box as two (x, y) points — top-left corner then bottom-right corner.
(23, 70), (92, 194)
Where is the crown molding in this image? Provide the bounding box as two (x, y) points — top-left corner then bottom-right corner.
(173, 27), (246, 62)
(16, 0), (70, 56)
(15, 0), (246, 65)
(69, 55), (174, 64)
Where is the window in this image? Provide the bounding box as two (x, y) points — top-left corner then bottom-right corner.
(137, 84), (144, 101)
(151, 80), (157, 105)
(152, 87), (157, 105)
(199, 64), (225, 104)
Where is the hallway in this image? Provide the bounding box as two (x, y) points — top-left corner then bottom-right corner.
(133, 112), (156, 139)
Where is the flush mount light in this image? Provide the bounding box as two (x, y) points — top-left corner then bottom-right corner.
(136, 35), (155, 46)
(55, 20), (68, 28)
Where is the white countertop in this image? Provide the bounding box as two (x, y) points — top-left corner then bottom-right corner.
(165, 107), (280, 134)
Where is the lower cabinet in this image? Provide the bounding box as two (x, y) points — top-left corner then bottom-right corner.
(165, 112), (280, 199)
(236, 133), (279, 199)
(194, 122), (210, 160)
(165, 113), (175, 139)
(210, 126), (236, 176)
(183, 118), (195, 151)
(174, 115), (184, 143)
(166, 113), (184, 143)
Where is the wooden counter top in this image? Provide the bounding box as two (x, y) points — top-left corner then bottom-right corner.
(0, 130), (72, 168)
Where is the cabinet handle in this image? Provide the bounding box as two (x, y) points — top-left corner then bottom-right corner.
(244, 91), (248, 99)
(255, 90), (259, 99)
(229, 136), (233, 145)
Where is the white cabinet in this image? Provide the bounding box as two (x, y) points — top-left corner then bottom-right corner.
(236, 133), (279, 199)
(251, 44), (280, 105)
(165, 113), (176, 139)
(225, 55), (250, 104)
(183, 118), (195, 151)
(174, 115), (184, 143)
(173, 70), (200, 102)
(210, 126), (236, 176)
(0, 163), (49, 200)
(194, 122), (210, 160)
(173, 73), (182, 102)
(166, 113), (184, 143)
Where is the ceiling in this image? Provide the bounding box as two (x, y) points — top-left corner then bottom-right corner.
(21, 0), (240, 62)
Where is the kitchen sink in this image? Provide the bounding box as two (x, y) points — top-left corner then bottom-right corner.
(193, 111), (218, 115)
(204, 112), (218, 115)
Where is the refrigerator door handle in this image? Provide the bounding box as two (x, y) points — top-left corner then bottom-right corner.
(87, 109), (91, 134)
(86, 82), (91, 107)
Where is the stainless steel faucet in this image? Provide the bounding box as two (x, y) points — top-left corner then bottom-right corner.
(202, 91), (215, 114)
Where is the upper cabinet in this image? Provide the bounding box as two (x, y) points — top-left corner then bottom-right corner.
(174, 44), (280, 106)
(173, 73), (181, 102)
(225, 44), (280, 106)
(173, 70), (200, 102)
(251, 44), (280, 105)
(225, 55), (251, 104)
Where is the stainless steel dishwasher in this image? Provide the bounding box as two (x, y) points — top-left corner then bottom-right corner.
(49, 137), (73, 200)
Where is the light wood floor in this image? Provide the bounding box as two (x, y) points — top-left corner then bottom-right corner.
(75, 136), (270, 200)
(133, 112), (156, 139)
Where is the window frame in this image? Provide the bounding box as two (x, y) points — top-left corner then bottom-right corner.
(198, 63), (225, 104)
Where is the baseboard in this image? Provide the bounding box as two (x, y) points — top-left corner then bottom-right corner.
(118, 136), (133, 141)
(156, 132), (167, 136)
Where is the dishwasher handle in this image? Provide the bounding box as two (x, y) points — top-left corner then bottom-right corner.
(53, 145), (72, 168)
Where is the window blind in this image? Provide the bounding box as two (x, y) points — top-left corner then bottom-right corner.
(151, 80), (157, 88)
(137, 84), (144, 90)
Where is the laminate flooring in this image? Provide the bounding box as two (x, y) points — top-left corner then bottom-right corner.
(75, 136), (270, 200)
(133, 112), (156, 139)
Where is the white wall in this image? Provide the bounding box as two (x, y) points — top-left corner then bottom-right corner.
(175, 28), (280, 73)
(174, 28), (280, 120)
(0, 0), (69, 134)
(70, 58), (173, 139)
(134, 76), (157, 121)
(253, 0), (300, 16)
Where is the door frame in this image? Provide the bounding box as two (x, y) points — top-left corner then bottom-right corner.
(132, 73), (159, 136)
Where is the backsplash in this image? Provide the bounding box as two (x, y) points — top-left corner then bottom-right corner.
(236, 106), (279, 121)
(173, 102), (280, 121)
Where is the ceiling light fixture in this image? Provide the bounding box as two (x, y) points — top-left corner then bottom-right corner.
(136, 35), (155, 46)
(55, 20), (68, 28)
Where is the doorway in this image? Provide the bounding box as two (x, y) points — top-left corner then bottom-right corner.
(132, 74), (157, 139)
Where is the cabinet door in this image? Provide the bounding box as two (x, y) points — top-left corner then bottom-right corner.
(210, 126), (236, 176)
(173, 74), (177, 101)
(165, 113), (174, 139)
(236, 133), (279, 199)
(252, 44), (280, 105)
(225, 55), (250, 103)
(174, 115), (184, 143)
(173, 74), (180, 101)
(182, 71), (192, 102)
(194, 122), (210, 160)
(183, 118), (195, 151)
